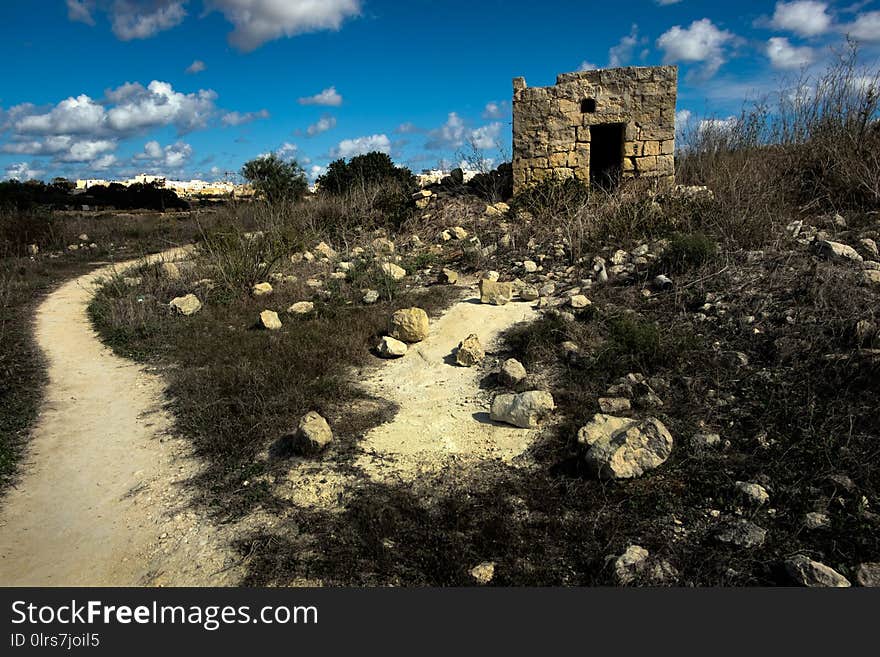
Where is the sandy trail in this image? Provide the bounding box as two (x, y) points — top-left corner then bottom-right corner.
(0, 249), (238, 587)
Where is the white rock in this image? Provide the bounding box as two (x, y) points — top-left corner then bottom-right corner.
(259, 310), (282, 330)
(456, 334), (485, 367)
(815, 239), (863, 263)
(290, 411), (333, 455)
(490, 391), (555, 428)
(381, 262), (407, 281)
(288, 301), (315, 315)
(363, 289), (380, 304)
(470, 561), (496, 585)
(499, 359), (527, 387)
(480, 279), (513, 305)
(314, 241), (337, 259)
(523, 260), (538, 273)
(785, 555), (850, 587)
(378, 336), (408, 358)
(252, 282), (273, 297)
(578, 415), (673, 480)
(735, 481), (770, 506)
(169, 294), (202, 316)
(389, 307), (429, 343)
(570, 294), (591, 309)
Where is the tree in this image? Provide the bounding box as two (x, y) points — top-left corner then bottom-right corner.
(241, 154), (308, 204)
(316, 152), (415, 195)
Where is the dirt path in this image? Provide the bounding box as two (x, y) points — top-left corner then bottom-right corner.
(0, 249), (240, 587)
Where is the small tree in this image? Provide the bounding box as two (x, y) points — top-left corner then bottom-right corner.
(316, 152), (415, 196)
(241, 154), (308, 205)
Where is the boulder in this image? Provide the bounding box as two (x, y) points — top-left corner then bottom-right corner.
(169, 294), (202, 316)
(378, 336), (408, 358)
(570, 295), (591, 309)
(735, 481), (769, 506)
(785, 555), (851, 587)
(612, 546), (677, 586)
(490, 391), (555, 428)
(577, 415), (673, 480)
(519, 286), (539, 302)
(815, 239), (863, 263)
(456, 334), (485, 367)
(290, 411), (333, 455)
(715, 519), (767, 548)
(252, 282), (273, 297)
(499, 358), (527, 388)
(314, 241), (337, 260)
(856, 563), (880, 587)
(259, 310), (282, 331)
(598, 397), (631, 414)
(381, 262), (407, 281)
(479, 279), (513, 305)
(439, 268), (459, 285)
(390, 307), (430, 343)
(288, 301), (315, 315)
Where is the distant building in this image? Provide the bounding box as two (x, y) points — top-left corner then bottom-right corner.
(75, 173), (254, 198)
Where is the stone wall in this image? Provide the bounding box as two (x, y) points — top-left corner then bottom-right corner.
(512, 66), (678, 194)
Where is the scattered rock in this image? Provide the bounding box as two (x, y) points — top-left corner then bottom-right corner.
(169, 294), (202, 316)
(499, 359), (527, 388)
(735, 481), (770, 506)
(456, 334), (485, 367)
(815, 239), (863, 263)
(381, 262), (407, 281)
(577, 415), (673, 480)
(389, 307), (430, 343)
(490, 391), (555, 428)
(856, 563), (880, 587)
(252, 282), (273, 297)
(520, 286), (539, 301)
(715, 518), (767, 548)
(570, 294), (591, 309)
(259, 310), (282, 331)
(479, 279), (513, 305)
(378, 336), (408, 359)
(860, 238), (879, 258)
(691, 432), (721, 450)
(805, 512), (831, 530)
(363, 289), (380, 304)
(523, 260), (538, 273)
(653, 274), (673, 290)
(314, 242), (337, 260)
(439, 268), (459, 284)
(785, 555), (850, 587)
(78, 233), (89, 242)
(288, 301), (315, 315)
(614, 545), (649, 585)
(469, 561), (496, 585)
(290, 411), (333, 456)
(451, 226), (468, 240)
(160, 262), (181, 280)
(485, 202), (510, 218)
(598, 397), (631, 414)
(27, 244), (39, 256)
(371, 237), (395, 254)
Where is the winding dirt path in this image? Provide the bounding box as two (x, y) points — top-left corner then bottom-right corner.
(0, 249), (239, 587)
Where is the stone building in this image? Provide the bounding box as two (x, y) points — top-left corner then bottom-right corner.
(512, 66), (677, 194)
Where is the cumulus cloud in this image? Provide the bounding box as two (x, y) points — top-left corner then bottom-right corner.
(766, 36), (815, 69)
(104, 81), (218, 133)
(186, 59), (206, 74)
(395, 122), (422, 134)
(425, 112), (466, 150)
(91, 154), (118, 170)
(770, 1), (833, 37)
(609, 24), (642, 67)
(482, 101), (509, 120)
(136, 140), (193, 169)
(298, 87), (343, 107)
(847, 11), (880, 43)
(578, 61), (600, 72)
(675, 109), (693, 130)
(222, 109), (270, 126)
(306, 115), (337, 137)
(332, 134), (391, 158)
(276, 142), (299, 159)
(4, 162), (46, 181)
(111, 0), (187, 40)
(656, 18), (737, 76)
(66, 0), (96, 24)
(470, 122), (502, 150)
(206, 0), (361, 51)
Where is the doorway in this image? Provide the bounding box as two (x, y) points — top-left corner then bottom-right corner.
(590, 123), (625, 189)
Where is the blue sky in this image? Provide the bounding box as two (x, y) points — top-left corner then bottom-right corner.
(0, 1), (878, 182)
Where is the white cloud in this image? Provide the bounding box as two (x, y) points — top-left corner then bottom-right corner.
(206, 0), (361, 51)
(655, 0), (682, 4)
(656, 18), (737, 76)
(770, 1), (832, 37)
(137, 140), (193, 169)
(609, 24), (641, 67)
(4, 162), (45, 181)
(847, 11), (880, 43)
(309, 164), (326, 181)
(59, 139), (117, 162)
(186, 59), (206, 74)
(425, 112), (466, 150)
(91, 154), (118, 170)
(222, 109), (270, 126)
(482, 101), (509, 120)
(276, 142), (299, 159)
(395, 122), (422, 134)
(105, 81), (218, 133)
(298, 86), (343, 107)
(111, 0), (187, 40)
(675, 109), (693, 130)
(578, 61), (599, 72)
(470, 122), (502, 150)
(766, 36), (815, 69)
(332, 134), (391, 158)
(66, 0), (96, 24)
(15, 94), (106, 135)
(306, 115), (337, 137)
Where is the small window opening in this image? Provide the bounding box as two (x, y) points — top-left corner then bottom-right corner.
(581, 98), (597, 113)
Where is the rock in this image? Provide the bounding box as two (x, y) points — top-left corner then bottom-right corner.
(439, 268), (459, 284)
(484, 270), (500, 282)
(598, 397), (631, 414)
(865, 270), (880, 286)
(27, 244), (39, 256)
(259, 310), (282, 331)
(479, 279), (513, 305)
(288, 301), (315, 315)
(523, 260), (538, 273)
(785, 555), (850, 587)
(160, 262), (181, 280)
(615, 545), (649, 585)
(735, 481), (770, 506)
(252, 282), (273, 297)
(570, 294), (591, 309)
(539, 282), (556, 297)
(715, 519), (767, 548)
(805, 512), (831, 530)
(67, 244), (79, 252)
(378, 336), (408, 358)
(451, 226), (468, 240)
(169, 294), (202, 316)
(490, 391), (555, 428)
(371, 237), (395, 254)
(389, 307), (430, 343)
(520, 286), (539, 301)
(78, 233), (89, 242)
(653, 274), (673, 290)
(577, 415), (673, 480)
(469, 561), (496, 585)
(314, 241), (337, 260)
(485, 202), (510, 218)
(499, 359), (527, 387)
(381, 262), (407, 281)
(815, 239), (863, 263)
(611, 249), (629, 266)
(856, 563), (880, 587)
(561, 341), (581, 362)
(691, 432), (721, 450)
(363, 289), (380, 304)
(290, 411), (333, 456)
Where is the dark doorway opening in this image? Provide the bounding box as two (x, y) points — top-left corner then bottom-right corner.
(590, 123), (624, 189)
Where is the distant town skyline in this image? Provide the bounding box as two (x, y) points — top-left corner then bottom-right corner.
(1, 1), (878, 183)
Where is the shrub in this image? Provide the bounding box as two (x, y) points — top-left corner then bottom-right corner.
(317, 152), (415, 197)
(657, 232), (718, 273)
(242, 154), (308, 205)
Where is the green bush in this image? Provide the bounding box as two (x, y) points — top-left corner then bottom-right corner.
(658, 231), (717, 273)
(242, 154), (308, 205)
(317, 152), (415, 196)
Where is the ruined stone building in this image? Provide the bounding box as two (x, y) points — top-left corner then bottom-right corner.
(512, 66), (678, 194)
